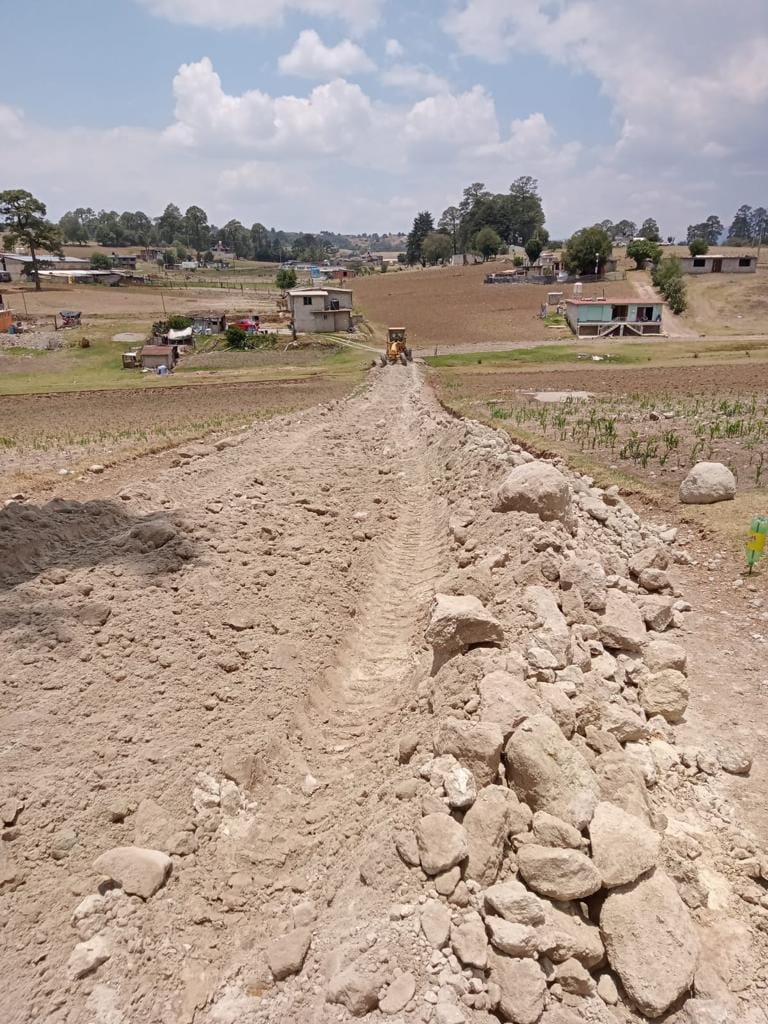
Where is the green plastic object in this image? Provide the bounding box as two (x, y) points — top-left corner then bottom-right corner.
(746, 515), (768, 574)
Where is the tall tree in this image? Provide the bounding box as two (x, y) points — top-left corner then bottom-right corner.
(438, 206), (461, 254)
(183, 205), (209, 258)
(59, 208), (93, 244)
(405, 211), (434, 266)
(524, 235), (544, 264)
(639, 218), (661, 242)
(750, 207), (767, 243)
(727, 204), (753, 243)
(687, 215), (723, 246)
(0, 189), (63, 291)
(563, 225), (613, 276)
(473, 226), (503, 260)
(506, 176), (545, 244)
(422, 231), (453, 265)
(613, 219), (637, 241)
(156, 203), (184, 244)
(220, 220), (253, 258)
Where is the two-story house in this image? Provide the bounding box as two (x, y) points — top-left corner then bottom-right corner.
(288, 287), (353, 333)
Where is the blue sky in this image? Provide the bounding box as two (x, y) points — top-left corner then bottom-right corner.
(2, 1), (767, 237)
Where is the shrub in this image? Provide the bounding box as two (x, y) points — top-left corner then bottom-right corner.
(90, 253), (111, 270)
(226, 325), (248, 349)
(652, 256), (687, 314)
(626, 238), (662, 269)
(688, 238), (708, 257)
(275, 267), (297, 290)
(167, 315), (191, 331)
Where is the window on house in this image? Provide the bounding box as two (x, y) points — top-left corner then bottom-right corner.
(739, 257), (752, 267)
(302, 296), (313, 305)
(636, 306), (654, 322)
(611, 305), (629, 320)
(692, 258), (706, 268)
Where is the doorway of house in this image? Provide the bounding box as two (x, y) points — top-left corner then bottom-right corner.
(712, 258), (723, 273)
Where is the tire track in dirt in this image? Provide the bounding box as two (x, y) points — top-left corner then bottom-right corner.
(302, 364), (448, 760)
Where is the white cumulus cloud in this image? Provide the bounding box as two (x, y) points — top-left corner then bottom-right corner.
(380, 64), (449, 95)
(384, 38), (404, 58)
(139, 0), (384, 33)
(278, 30), (375, 78)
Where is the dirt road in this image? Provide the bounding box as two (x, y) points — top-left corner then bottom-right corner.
(1, 368), (766, 1023)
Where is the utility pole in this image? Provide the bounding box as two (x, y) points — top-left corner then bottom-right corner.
(757, 218), (765, 265)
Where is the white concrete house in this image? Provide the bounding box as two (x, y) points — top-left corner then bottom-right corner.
(288, 287), (353, 333)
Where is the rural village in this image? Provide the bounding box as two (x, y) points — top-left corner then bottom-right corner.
(2, 6), (768, 1024)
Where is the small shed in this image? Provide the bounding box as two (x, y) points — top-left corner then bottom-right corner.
(190, 312), (227, 335)
(678, 254), (757, 274)
(566, 298), (663, 338)
(141, 344), (178, 370)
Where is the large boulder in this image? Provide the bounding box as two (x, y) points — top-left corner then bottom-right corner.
(517, 845), (601, 901)
(487, 917), (539, 958)
(506, 715), (600, 829)
(643, 639), (687, 674)
(421, 900), (452, 948)
(639, 670), (689, 723)
(494, 461), (572, 523)
(93, 846), (171, 900)
(599, 590), (646, 653)
(415, 813), (469, 876)
(589, 801), (660, 888)
(679, 462), (735, 504)
(426, 594), (503, 656)
(600, 869), (699, 1018)
(435, 718), (503, 788)
(488, 952), (547, 1024)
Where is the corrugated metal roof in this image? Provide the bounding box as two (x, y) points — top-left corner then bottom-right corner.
(0, 252), (88, 264)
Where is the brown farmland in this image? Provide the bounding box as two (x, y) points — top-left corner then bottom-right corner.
(355, 263), (645, 350)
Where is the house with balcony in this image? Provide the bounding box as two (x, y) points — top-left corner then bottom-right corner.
(288, 287), (353, 333)
(565, 297), (663, 338)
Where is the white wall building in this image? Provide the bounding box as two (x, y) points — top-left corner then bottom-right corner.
(288, 287), (353, 333)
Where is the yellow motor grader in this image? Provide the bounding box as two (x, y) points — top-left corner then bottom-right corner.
(380, 327), (413, 367)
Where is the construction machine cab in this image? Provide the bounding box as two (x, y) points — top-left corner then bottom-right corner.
(381, 327), (413, 367)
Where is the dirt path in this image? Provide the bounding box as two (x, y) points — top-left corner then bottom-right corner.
(1, 368), (767, 1024)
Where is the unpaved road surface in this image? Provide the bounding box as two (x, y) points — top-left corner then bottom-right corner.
(1, 367), (767, 1024)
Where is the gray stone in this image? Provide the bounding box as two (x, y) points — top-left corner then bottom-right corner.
(327, 966), (381, 1016)
(554, 957), (595, 996)
(266, 927), (312, 980)
(506, 715), (600, 829)
(488, 951), (547, 1024)
(435, 718), (503, 788)
(679, 462), (736, 504)
(596, 974), (619, 1005)
(421, 900), (452, 948)
(599, 591), (646, 653)
(517, 845), (601, 901)
(480, 669), (545, 740)
(416, 813), (469, 876)
(494, 462), (572, 523)
(643, 640), (687, 674)
(593, 751), (652, 824)
(93, 846), (171, 900)
(463, 785), (515, 885)
(600, 869), (699, 1017)
(525, 586), (570, 668)
(589, 801), (660, 888)
(532, 811), (583, 850)
(600, 703), (648, 744)
(380, 972), (416, 1015)
(484, 879), (545, 926)
(486, 917), (538, 958)
(67, 935), (112, 980)
(451, 910), (488, 968)
(394, 829), (420, 867)
(560, 558), (607, 613)
(538, 900), (605, 968)
(639, 670), (689, 722)
(426, 594), (504, 655)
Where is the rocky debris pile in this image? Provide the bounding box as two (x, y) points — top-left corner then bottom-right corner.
(385, 430), (762, 1023)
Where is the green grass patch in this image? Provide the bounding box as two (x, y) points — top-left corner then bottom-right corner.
(425, 345), (644, 368)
